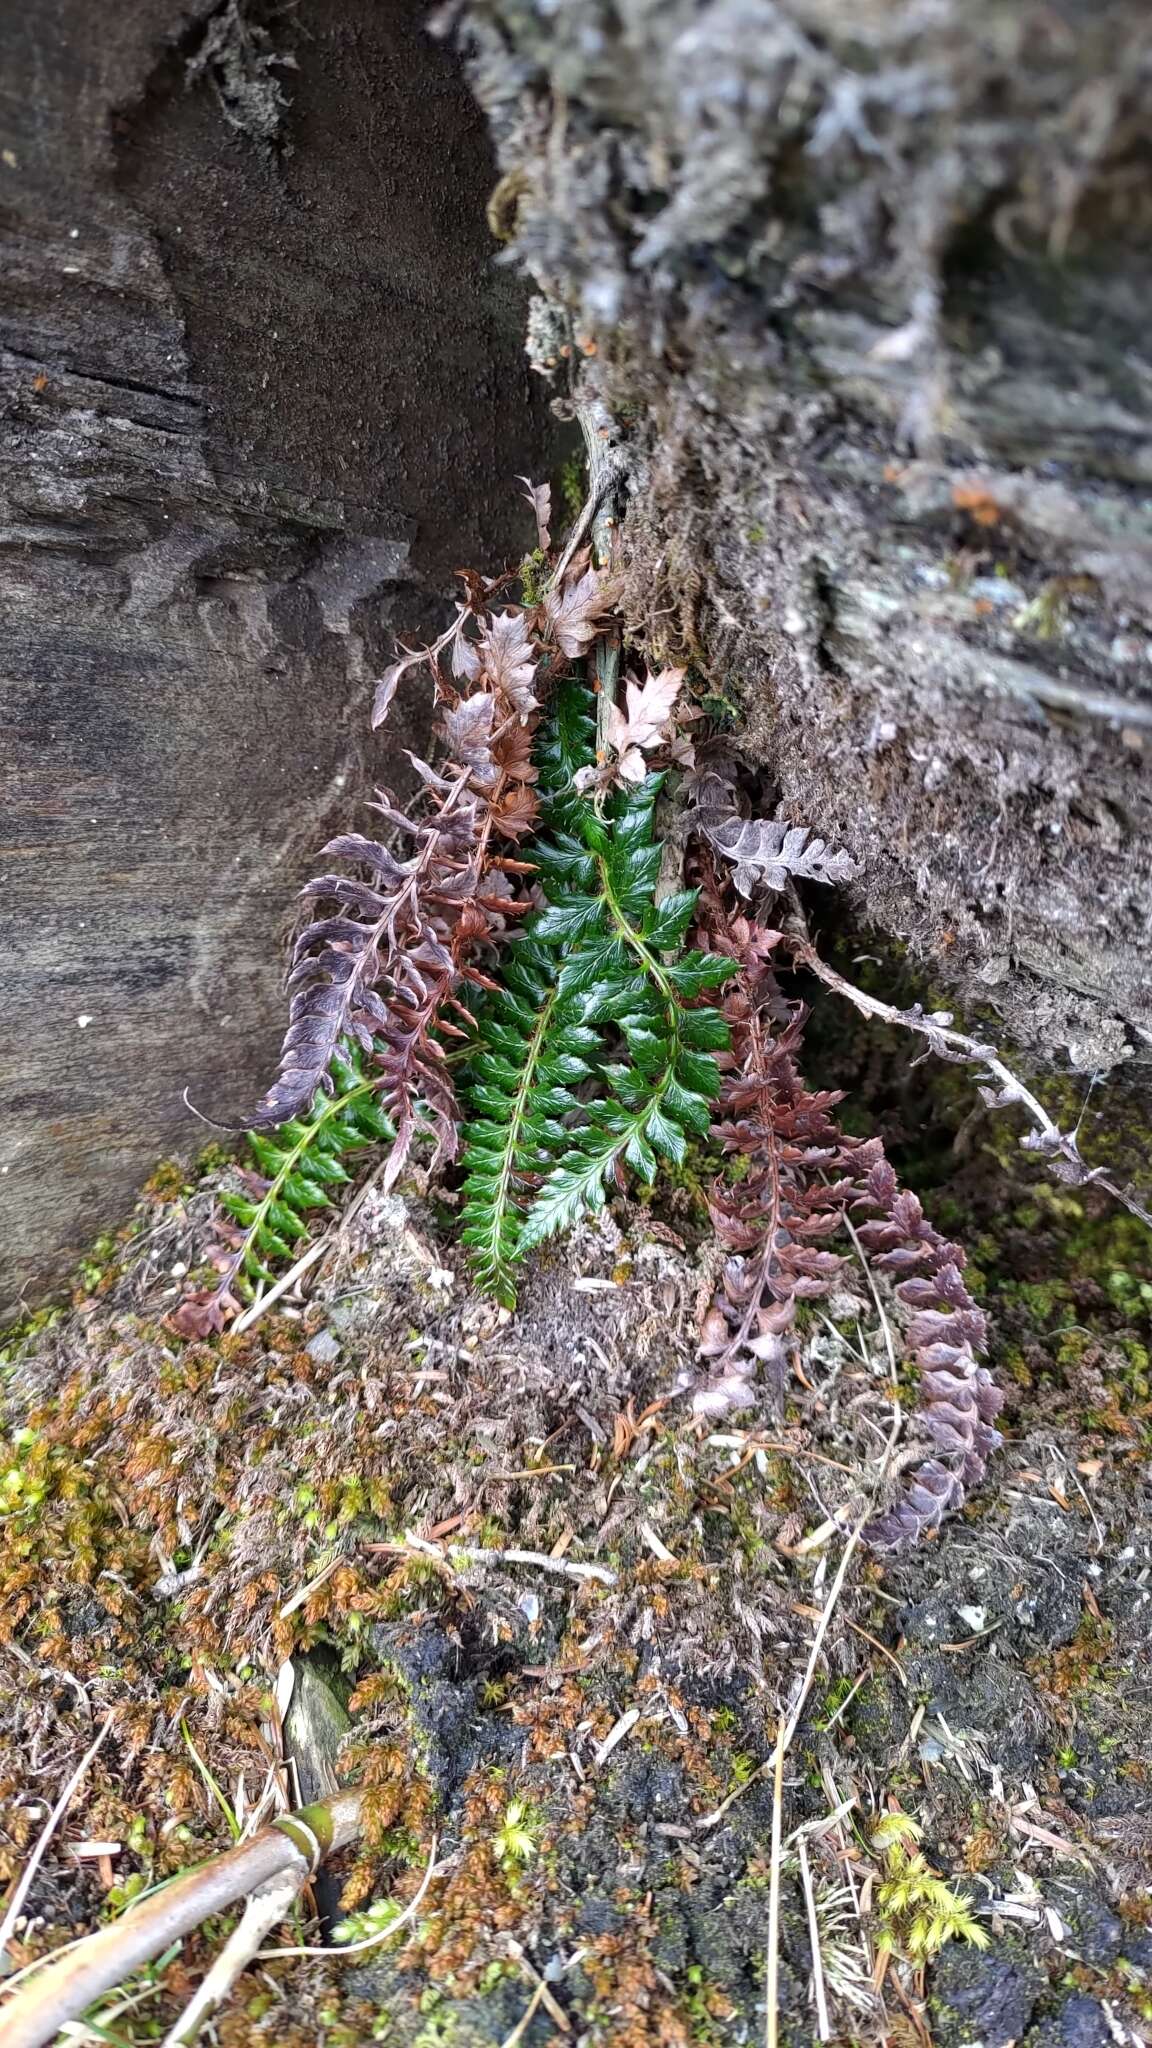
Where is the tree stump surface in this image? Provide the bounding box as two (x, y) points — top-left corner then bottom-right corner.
(456, 0), (1152, 1076)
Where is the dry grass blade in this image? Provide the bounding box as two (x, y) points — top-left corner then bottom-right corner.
(392, 1533), (617, 1588)
(498, 1977), (547, 2048)
(230, 1236), (331, 1334)
(506, 1940), (572, 2035)
(765, 1394), (902, 2048)
(161, 1869), (305, 2047)
(797, 1834), (831, 2041)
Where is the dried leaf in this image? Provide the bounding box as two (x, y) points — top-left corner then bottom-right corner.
(442, 695), (497, 788)
(604, 666), (685, 783)
(371, 656), (411, 728)
(690, 774), (859, 897)
(492, 784), (540, 840)
(478, 609), (539, 715)
(375, 606), (478, 725)
(543, 564), (621, 659)
(452, 632), (481, 682)
(492, 720), (539, 785)
(171, 1288), (239, 1339)
(517, 475), (552, 552)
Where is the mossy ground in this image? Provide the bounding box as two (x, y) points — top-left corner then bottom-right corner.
(1, 1045), (1150, 2045)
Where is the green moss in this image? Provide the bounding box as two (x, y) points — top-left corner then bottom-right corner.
(0, 1305), (62, 1364)
(557, 452), (586, 523)
(517, 547), (549, 605)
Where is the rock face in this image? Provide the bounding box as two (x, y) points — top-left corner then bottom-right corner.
(455, 0), (1152, 1073)
(0, 0), (556, 1311)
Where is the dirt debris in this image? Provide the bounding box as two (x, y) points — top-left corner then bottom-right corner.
(1, 1102), (1151, 2043)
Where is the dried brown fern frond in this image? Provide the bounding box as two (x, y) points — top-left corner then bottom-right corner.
(245, 532), (610, 1194)
(688, 898), (861, 1417)
(687, 866), (1003, 1546)
(852, 1158), (1003, 1548)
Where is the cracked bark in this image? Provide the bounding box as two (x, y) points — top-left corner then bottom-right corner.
(453, 0), (1152, 1079)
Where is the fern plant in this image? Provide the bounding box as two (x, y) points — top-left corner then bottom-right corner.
(458, 681), (733, 1307)
(173, 506), (1015, 1551)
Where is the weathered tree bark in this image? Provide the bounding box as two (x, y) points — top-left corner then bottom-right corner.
(0, 0), (556, 1312)
(454, 0), (1152, 1075)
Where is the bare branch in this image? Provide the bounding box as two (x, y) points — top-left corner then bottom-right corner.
(0, 1792), (363, 2048)
(785, 902), (1152, 1234)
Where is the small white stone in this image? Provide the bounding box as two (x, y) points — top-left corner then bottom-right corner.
(76, 1014), (93, 1028)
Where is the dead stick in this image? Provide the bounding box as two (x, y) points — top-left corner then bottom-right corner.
(0, 1792), (363, 2048)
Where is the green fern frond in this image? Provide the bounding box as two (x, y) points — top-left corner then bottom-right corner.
(459, 679), (733, 1304)
(519, 771), (732, 1251)
(220, 1041), (393, 1295)
(534, 671), (597, 827)
(458, 940), (588, 1308)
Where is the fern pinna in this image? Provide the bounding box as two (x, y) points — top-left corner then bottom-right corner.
(459, 681), (734, 1306)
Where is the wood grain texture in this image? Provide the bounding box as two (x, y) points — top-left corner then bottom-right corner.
(0, 0), (556, 1310)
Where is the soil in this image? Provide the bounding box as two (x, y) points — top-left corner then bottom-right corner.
(2, 1029), (1150, 2046)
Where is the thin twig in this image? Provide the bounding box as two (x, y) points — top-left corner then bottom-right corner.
(161, 1871), (305, 2046)
(821, 1669), (871, 1732)
(548, 477), (608, 591)
(0, 1712), (115, 1959)
(278, 1552), (343, 1621)
(787, 908), (1152, 1232)
(0, 1793), (364, 2048)
(394, 1533), (616, 1588)
(230, 1237), (331, 1334)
